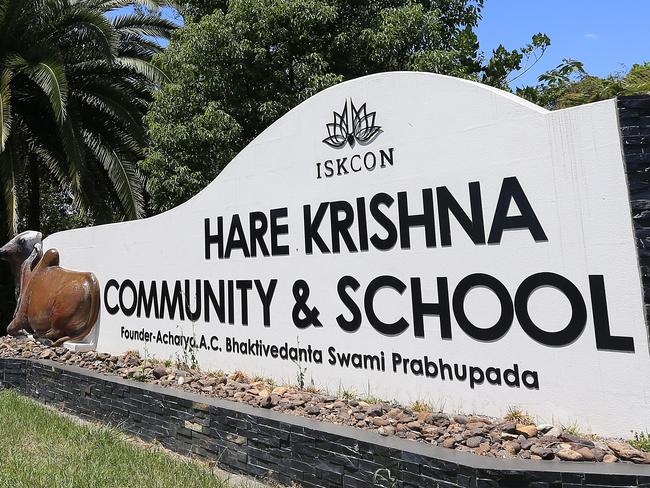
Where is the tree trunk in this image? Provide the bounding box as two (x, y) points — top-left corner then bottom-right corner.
(27, 158), (41, 232)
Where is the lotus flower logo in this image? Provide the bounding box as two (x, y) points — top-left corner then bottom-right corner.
(323, 99), (382, 148)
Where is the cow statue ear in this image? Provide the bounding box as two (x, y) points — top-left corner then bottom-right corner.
(29, 243), (42, 271)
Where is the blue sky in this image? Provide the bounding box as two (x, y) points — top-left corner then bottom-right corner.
(476, 1), (650, 88)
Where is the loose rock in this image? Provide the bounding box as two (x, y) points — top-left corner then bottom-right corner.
(576, 447), (596, 462)
(441, 437), (456, 448)
(515, 424), (538, 438)
(557, 449), (583, 461)
(530, 445), (554, 460)
(152, 364), (167, 379)
(603, 454), (618, 463)
(503, 440), (521, 455)
(465, 436), (484, 448)
(607, 441), (650, 464)
(0, 335), (644, 466)
(305, 405), (321, 415)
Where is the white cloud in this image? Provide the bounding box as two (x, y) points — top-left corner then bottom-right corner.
(584, 33), (598, 40)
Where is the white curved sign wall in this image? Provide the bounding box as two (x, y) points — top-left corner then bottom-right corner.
(46, 73), (649, 436)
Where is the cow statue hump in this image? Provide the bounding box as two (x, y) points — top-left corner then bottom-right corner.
(0, 231), (100, 346)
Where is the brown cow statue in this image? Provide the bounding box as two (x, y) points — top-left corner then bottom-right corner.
(0, 232), (100, 346)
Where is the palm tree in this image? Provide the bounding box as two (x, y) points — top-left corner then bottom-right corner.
(0, 0), (176, 237)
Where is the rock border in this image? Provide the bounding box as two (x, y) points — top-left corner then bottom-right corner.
(0, 336), (648, 467)
(1, 356), (650, 488)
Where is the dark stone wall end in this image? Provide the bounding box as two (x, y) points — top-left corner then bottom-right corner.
(618, 95), (650, 330)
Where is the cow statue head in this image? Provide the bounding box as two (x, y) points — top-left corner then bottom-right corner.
(0, 231), (43, 295)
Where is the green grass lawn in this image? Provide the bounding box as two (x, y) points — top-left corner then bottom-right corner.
(0, 390), (260, 488)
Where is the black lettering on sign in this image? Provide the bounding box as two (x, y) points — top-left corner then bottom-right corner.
(119, 279), (137, 317)
(205, 209), (290, 260)
(185, 279), (201, 321)
(515, 272), (586, 346)
(330, 201), (357, 253)
(488, 176), (548, 244)
(336, 276), (362, 332)
(138, 281), (160, 318)
(397, 189), (435, 249)
(411, 277), (452, 339)
(452, 273), (513, 342)
(225, 214), (250, 258)
(437, 181), (485, 247)
(364, 275), (409, 335)
(304, 202), (330, 254)
(104, 279), (119, 315)
(249, 211), (269, 257)
(369, 193), (397, 250)
(589, 275), (635, 352)
(270, 208), (290, 256)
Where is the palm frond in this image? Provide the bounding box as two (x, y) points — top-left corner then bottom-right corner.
(117, 56), (169, 83)
(112, 12), (176, 39)
(25, 122), (96, 219)
(9, 55), (68, 123)
(117, 38), (161, 60)
(118, 33), (166, 58)
(29, 139), (68, 187)
(68, 63), (152, 109)
(0, 69), (12, 152)
(53, 7), (117, 60)
(59, 115), (93, 211)
(0, 138), (20, 236)
(0, 0), (9, 28)
(82, 128), (145, 219)
(85, 0), (176, 13)
(0, 0), (31, 43)
(73, 89), (147, 145)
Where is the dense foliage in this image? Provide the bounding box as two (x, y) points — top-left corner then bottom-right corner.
(142, 0), (550, 213)
(0, 0), (176, 239)
(518, 59), (650, 110)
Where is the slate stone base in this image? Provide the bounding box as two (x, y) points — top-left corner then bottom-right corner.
(619, 95), (650, 326)
(1, 358), (649, 487)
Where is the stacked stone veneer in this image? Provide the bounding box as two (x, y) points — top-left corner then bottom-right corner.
(1, 358), (649, 488)
(619, 95), (650, 326)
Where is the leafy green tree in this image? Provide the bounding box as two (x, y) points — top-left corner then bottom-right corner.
(143, 0), (549, 213)
(177, 0), (226, 20)
(0, 0), (176, 239)
(517, 59), (650, 110)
